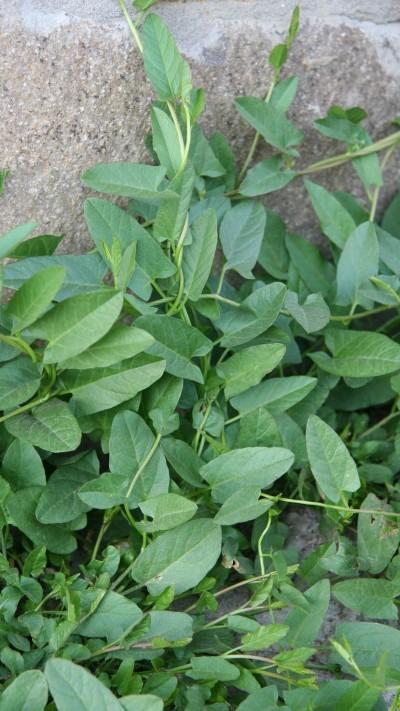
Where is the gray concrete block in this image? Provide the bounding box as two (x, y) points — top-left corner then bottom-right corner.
(1, 1), (399, 249)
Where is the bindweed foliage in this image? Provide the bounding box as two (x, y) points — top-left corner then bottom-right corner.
(1, 2), (400, 708)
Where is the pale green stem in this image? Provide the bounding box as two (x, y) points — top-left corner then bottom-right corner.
(119, 0), (143, 53)
(126, 433), (162, 498)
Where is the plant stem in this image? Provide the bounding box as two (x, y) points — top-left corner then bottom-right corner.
(126, 433), (162, 498)
(298, 131), (400, 176)
(90, 510), (116, 563)
(257, 513), (272, 577)
(261, 493), (400, 519)
(329, 304), (394, 322)
(358, 409), (400, 440)
(199, 293), (240, 308)
(0, 393), (51, 424)
(119, 0), (143, 53)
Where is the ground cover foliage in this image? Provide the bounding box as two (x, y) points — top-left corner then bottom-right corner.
(1, 1), (400, 708)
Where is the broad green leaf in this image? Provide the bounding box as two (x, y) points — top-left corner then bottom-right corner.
(82, 162), (167, 199)
(289, 372), (339, 426)
(139, 493), (197, 531)
(68, 357), (165, 415)
(270, 75), (298, 112)
(84, 198), (175, 286)
(220, 201), (266, 278)
(151, 106), (181, 177)
(109, 411), (169, 507)
(230, 376), (317, 417)
(377, 226), (400, 275)
(162, 438), (203, 487)
(5, 399), (81, 453)
(189, 656), (240, 681)
(131, 518), (222, 595)
(8, 233), (63, 258)
(142, 610), (193, 645)
(336, 222), (379, 305)
(45, 658), (123, 711)
(333, 621), (400, 680)
(210, 131), (236, 189)
(144, 374), (182, 435)
(312, 329), (400, 377)
(382, 192), (400, 238)
(3, 253), (108, 299)
(237, 687), (280, 711)
(153, 163), (195, 243)
(305, 180), (356, 248)
(33, 290), (123, 364)
(306, 415), (360, 503)
(0, 357), (41, 410)
(275, 412), (307, 468)
(285, 291), (330, 333)
(239, 157), (295, 197)
(219, 282), (287, 348)
(6, 487), (76, 554)
(136, 315), (212, 383)
(357, 493), (400, 574)
(328, 681), (381, 711)
(235, 97), (303, 156)
(285, 232), (335, 298)
(234, 408), (282, 448)
(7, 266), (65, 333)
(241, 623), (288, 651)
(188, 125), (225, 178)
(0, 670), (48, 711)
(121, 697), (163, 711)
(214, 486), (272, 525)
(217, 343), (285, 398)
(61, 325), (154, 370)
(333, 578), (400, 619)
(78, 591), (143, 642)
(143, 13), (191, 101)
(2, 439), (45, 490)
(258, 209), (289, 280)
(285, 579), (330, 645)
(36, 456), (97, 524)
(182, 208), (218, 301)
(200, 447), (294, 503)
(0, 222), (37, 260)
(78, 473), (130, 509)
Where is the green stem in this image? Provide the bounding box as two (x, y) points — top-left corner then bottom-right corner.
(329, 304), (394, 322)
(126, 433), (162, 499)
(119, 0), (143, 53)
(167, 101), (185, 160)
(257, 513), (272, 577)
(90, 509), (116, 563)
(261, 493), (400, 519)
(0, 393), (51, 424)
(0, 334), (37, 362)
(199, 293), (240, 308)
(358, 409), (400, 440)
(298, 131), (400, 176)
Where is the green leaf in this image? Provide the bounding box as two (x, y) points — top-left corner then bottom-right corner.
(61, 325), (154, 370)
(217, 343), (285, 399)
(305, 180), (356, 248)
(143, 13), (191, 101)
(189, 656), (240, 681)
(234, 407), (281, 448)
(285, 291), (330, 333)
(230, 376), (317, 417)
(0, 222), (37, 260)
(45, 658), (123, 711)
(237, 687), (280, 711)
(153, 164), (195, 243)
(162, 438), (203, 487)
(5, 399), (81, 453)
(120, 696), (163, 711)
(33, 290), (123, 364)
(78, 473), (131, 510)
(285, 232), (335, 298)
(269, 43), (288, 71)
(200, 447), (294, 503)
(306, 415), (360, 503)
(151, 106), (181, 178)
(239, 157), (295, 197)
(7, 266), (65, 333)
(84, 199), (175, 287)
(78, 591), (143, 642)
(0, 357), (41, 410)
(235, 97), (303, 156)
(270, 76), (298, 113)
(188, 125), (225, 178)
(214, 486), (272, 525)
(241, 624), (288, 651)
(131, 518), (222, 595)
(382, 192), (400, 238)
(82, 163), (167, 199)
(109, 411), (169, 506)
(136, 315), (212, 383)
(357, 493), (400, 574)
(6, 487), (76, 554)
(139, 493), (197, 531)
(336, 222), (379, 305)
(258, 209), (289, 280)
(219, 283), (287, 348)
(145, 374), (183, 435)
(333, 621), (400, 680)
(36, 456), (97, 524)
(0, 670), (48, 711)
(220, 201), (266, 278)
(2, 439), (45, 490)
(8, 234), (63, 258)
(312, 329), (400, 377)
(182, 208), (218, 302)
(333, 578), (400, 619)
(68, 357), (166, 415)
(285, 579), (330, 645)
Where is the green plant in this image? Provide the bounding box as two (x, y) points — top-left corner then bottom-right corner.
(1, 1), (400, 708)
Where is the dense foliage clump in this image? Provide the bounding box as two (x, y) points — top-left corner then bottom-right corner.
(1, 2), (400, 708)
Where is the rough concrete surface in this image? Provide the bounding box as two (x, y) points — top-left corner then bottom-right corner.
(1, 1), (400, 251)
